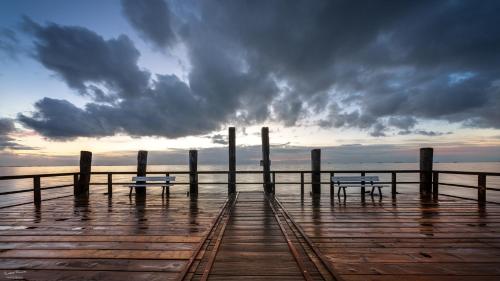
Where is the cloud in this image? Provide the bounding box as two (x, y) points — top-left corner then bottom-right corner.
(121, 0), (175, 49)
(209, 134), (228, 145)
(19, 1), (500, 139)
(0, 28), (20, 60)
(0, 118), (34, 150)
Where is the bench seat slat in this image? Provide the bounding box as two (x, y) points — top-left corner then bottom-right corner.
(132, 176), (176, 181)
(332, 176), (379, 182)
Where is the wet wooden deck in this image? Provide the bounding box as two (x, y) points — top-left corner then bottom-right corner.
(1, 188), (500, 280)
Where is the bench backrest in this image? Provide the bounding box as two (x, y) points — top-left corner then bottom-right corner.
(331, 176), (379, 182)
(132, 176), (176, 182)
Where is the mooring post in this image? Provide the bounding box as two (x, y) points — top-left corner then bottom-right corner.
(391, 172), (397, 199)
(136, 150), (148, 196)
(261, 127), (272, 194)
(419, 148), (433, 198)
(77, 151), (92, 196)
(33, 176), (41, 205)
(311, 149), (321, 195)
(300, 172), (304, 197)
(107, 173), (112, 196)
(330, 172), (334, 205)
(478, 173), (486, 206)
(360, 171), (366, 200)
(228, 127), (236, 194)
(432, 171), (439, 200)
(189, 150), (198, 196)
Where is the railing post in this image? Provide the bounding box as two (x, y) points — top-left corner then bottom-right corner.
(311, 149), (321, 195)
(391, 172), (396, 199)
(33, 176), (41, 205)
(228, 127), (236, 194)
(77, 151), (92, 196)
(107, 173), (113, 196)
(300, 172), (304, 197)
(73, 173), (79, 196)
(135, 150), (148, 196)
(360, 171), (366, 201)
(261, 127), (272, 193)
(420, 147), (433, 198)
(478, 173), (486, 206)
(432, 172), (439, 200)
(189, 150), (198, 196)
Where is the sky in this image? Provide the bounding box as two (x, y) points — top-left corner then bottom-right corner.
(0, 0), (499, 165)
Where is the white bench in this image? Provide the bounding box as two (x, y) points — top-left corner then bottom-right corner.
(331, 176), (386, 198)
(128, 176), (175, 196)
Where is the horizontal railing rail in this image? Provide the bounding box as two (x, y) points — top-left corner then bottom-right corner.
(0, 169), (498, 206)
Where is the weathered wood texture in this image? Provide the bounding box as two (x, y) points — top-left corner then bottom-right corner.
(279, 193), (500, 281)
(0, 186), (226, 281)
(261, 127), (272, 194)
(135, 150), (148, 196)
(311, 149), (321, 195)
(420, 148), (433, 198)
(228, 127), (236, 194)
(189, 150), (198, 195)
(76, 151), (92, 196)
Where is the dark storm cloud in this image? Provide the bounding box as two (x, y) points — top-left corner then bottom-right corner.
(19, 0), (500, 139)
(209, 134), (228, 145)
(0, 28), (20, 60)
(22, 17), (150, 99)
(121, 0), (175, 49)
(0, 118), (33, 150)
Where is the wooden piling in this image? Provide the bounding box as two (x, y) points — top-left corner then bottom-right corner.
(33, 176), (41, 205)
(391, 172), (397, 199)
(478, 173), (486, 206)
(420, 148), (433, 198)
(77, 151), (92, 196)
(360, 171), (366, 200)
(228, 127), (236, 194)
(135, 150), (148, 196)
(107, 173), (113, 196)
(300, 172), (304, 197)
(261, 127), (272, 194)
(311, 149), (321, 195)
(165, 173), (170, 196)
(189, 150), (198, 195)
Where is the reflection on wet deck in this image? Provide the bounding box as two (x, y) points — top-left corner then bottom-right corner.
(279, 193), (500, 281)
(0, 187), (500, 281)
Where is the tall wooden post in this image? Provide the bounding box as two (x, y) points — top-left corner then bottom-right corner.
(419, 148), (433, 198)
(478, 173), (486, 206)
(189, 150), (198, 196)
(135, 150), (148, 196)
(33, 176), (41, 205)
(311, 149), (321, 195)
(77, 151), (92, 196)
(228, 127), (236, 194)
(107, 173), (113, 196)
(391, 172), (397, 199)
(261, 127), (272, 194)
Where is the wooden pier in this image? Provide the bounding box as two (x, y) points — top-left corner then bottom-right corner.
(1, 128), (500, 280)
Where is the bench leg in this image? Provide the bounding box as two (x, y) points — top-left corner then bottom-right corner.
(343, 187), (346, 200)
(371, 186), (375, 196)
(378, 186), (382, 197)
(162, 186), (165, 196)
(129, 187), (133, 197)
(166, 186), (170, 197)
(337, 186), (341, 197)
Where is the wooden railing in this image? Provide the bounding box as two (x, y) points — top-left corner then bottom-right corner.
(0, 169), (499, 207)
